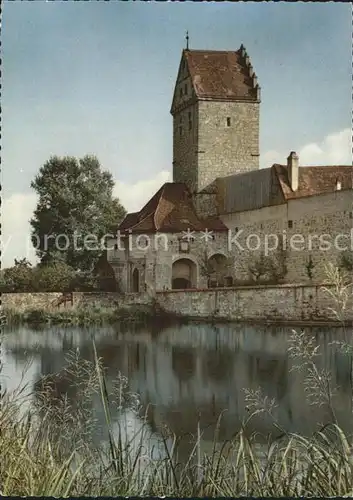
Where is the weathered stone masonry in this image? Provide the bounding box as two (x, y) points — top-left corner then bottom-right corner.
(157, 284), (353, 323)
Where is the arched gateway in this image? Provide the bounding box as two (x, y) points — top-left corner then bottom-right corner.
(171, 258), (197, 289)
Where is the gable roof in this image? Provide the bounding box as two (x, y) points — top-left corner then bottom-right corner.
(218, 164), (352, 214)
(184, 49), (259, 101)
(118, 182), (227, 234)
(274, 164), (352, 200)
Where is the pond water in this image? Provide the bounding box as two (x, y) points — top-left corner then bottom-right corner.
(2, 322), (353, 461)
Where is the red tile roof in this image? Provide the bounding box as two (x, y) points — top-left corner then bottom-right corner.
(184, 49), (258, 101)
(274, 164), (352, 200)
(118, 183), (227, 234)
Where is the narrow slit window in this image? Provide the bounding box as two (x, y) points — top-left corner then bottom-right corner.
(226, 117), (231, 127)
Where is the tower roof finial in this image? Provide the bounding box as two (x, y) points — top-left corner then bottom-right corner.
(185, 30), (189, 50)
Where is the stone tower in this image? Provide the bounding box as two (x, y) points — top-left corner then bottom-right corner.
(170, 45), (261, 197)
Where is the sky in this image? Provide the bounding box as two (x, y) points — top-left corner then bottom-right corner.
(2, 1), (352, 268)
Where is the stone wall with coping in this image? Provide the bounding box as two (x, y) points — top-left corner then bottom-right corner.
(156, 283), (352, 323)
(2, 284), (351, 323)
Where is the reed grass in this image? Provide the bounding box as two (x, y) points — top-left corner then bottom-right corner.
(4, 304), (157, 327)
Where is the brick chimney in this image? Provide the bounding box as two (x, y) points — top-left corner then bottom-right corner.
(287, 151), (299, 191)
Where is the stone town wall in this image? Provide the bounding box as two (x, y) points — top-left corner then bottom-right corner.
(2, 284), (352, 323)
(221, 189), (352, 284)
(156, 283), (353, 323)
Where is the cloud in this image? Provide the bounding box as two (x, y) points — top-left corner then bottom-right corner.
(261, 128), (351, 168)
(1, 193), (38, 268)
(113, 170), (172, 213)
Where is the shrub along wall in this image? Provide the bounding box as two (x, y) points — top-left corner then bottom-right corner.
(1, 291), (152, 313)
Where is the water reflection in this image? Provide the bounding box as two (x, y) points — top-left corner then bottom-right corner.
(2, 322), (353, 460)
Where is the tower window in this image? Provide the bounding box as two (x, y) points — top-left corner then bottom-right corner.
(226, 117), (231, 127)
(179, 126), (183, 137)
(288, 220), (293, 229)
(188, 111), (192, 130)
(184, 83), (187, 94)
(180, 88), (183, 98)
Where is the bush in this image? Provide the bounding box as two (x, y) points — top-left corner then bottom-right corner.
(33, 262), (76, 292)
(0, 259), (34, 292)
(0, 259), (102, 293)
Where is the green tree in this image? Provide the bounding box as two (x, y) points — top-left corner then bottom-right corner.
(30, 155), (126, 271)
(33, 261), (76, 292)
(1, 258), (34, 292)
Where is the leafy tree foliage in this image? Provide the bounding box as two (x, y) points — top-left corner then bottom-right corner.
(0, 258), (100, 293)
(33, 261), (76, 292)
(1, 259), (34, 292)
(30, 155), (126, 271)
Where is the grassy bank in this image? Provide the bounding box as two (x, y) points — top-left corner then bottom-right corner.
(3, 305), (165, 327)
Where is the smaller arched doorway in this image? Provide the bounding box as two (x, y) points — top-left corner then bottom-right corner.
(172, 258), (197, 289)
(132, 268), (140, 293)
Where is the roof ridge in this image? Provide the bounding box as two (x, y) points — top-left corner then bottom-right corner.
(185, 48), (241, 54)
(219, 167), (272, 182)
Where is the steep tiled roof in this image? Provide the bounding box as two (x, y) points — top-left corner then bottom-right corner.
(118, 182), (227, 233)
(184, 49), (258, 101)
(274, 164), (352, 200)
(118, 212), (140, 231)
(218, 164), (352, 214)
